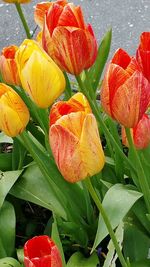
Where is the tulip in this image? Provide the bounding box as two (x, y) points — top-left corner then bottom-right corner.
(0, 45), (21, 86)
(2, 0), (31, 3)
(15, 39), (66, 108)
(34, 0), (97, 75)
(0, 83), (29, 137)
(136, 32), (150, 83)
(49, 93), (105, 183)
(24, 235), (62, 267)
(101, 48), (150, 128)
(122, 114), (150, 150)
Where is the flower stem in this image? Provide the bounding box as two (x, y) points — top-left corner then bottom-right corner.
(125, 127), (150, 213)
(15, 3), (31, 39)
(84, 177), (128, 267)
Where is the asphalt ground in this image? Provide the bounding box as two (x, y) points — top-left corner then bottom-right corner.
(0, 0), (150, 58)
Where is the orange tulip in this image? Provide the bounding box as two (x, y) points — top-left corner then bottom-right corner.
(0, 83), (29, 137)
(101, 48), (150, 128)
(0, 45), (21, 86)
(136, 32), (150, 83)
(35, 0), (97, 75)
(49, 93), (105, 183)
(122, 114), (150, 150)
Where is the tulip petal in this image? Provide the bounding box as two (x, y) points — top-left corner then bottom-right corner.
(51, 26), (97, 74)
(112, 71), (150, 127)
(111, 48), (131, 69)
(58, 4), (85, 29)
(34, 2), (53, 28)
(79, 114), (105, 176)
(20, 50), (65, 108)
(101, 63), (130, 117)
(50, 123), (87, 183)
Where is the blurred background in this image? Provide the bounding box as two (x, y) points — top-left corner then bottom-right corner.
(0, 0), (150, 56)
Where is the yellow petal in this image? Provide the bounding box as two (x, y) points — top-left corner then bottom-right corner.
(79, 114), (105, 176)
(20, 50), (65, 108)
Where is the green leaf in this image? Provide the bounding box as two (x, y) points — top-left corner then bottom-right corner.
(51, 214), (66, 267)
(16, 249), (24, 264)
(0, 170), (22, 208)
(124, 222), (150, 262)
(10, 164), (67, 219)
(0, 132), (13, 144)
(133, 199), (150, 234)
(66, 252), (99, 267)
(12, 138), (27, 170)
(0, 201), (16, 257)
(89, 28), (112, 91)
(130, 260), (150, 267)
(92, 184), (142, 251)
(0, 153), (12, 171)
(103, 222), (124, 267)
(0, 257), (21, 267)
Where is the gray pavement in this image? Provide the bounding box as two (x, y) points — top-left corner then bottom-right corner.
(0, 0), (150, 58)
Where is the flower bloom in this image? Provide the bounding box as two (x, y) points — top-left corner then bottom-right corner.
(122, 114), (150, 150)
(0, 83), (29, 137)
(15, 39), (66, 108)
(2, 0), (31, 3)
(0, 45), (21, 86)
(24, 235), (62, 267)
(35, 0), (97, 75)
(101, 48), (150, 128)
(49, 93), (105, 183)
(136, 32), (150, 82)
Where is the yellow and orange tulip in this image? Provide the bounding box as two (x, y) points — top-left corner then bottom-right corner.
(122, 114), (150, 150)
(0, 45), (21, 86)
(49, 93), (105, 183)
(101, 48), (150, 128)
(34, 0), (97, 75)
(15, 39), (66, 108)
(0, 83), (30, 137)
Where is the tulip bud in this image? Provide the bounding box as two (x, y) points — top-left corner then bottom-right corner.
(122, 114), (150, 150)
(101, 48), (150, 128)
(0, 45), (21, 86)
(136, 32), (150, 82)
(15, 39), (66, 108)
(35, 0), (97, 75)
(24, 235), (62, 267)
(49, 93), (105, 183)
(0, 83), (29, 137)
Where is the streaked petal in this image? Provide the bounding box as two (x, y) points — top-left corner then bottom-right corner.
(79, 114), (105, 176)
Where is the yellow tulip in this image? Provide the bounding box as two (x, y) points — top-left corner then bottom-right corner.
(49, 93), (105, 183)
(16, 39), (66, 108)
(0, 83), (30, 137)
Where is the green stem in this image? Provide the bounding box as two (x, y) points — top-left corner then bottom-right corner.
(84, 177), (128, 267)
(15, 3), (31, 39)
(75, 75), (136, 174)
(125, 128), (150, 213)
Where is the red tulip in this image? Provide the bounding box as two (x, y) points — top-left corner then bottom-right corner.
(24, 235), (62, 267)
(136, 32), (150, 82)
(101, 48), (150, 128)
(35, 0), (97, 75)
(122, 114), (150, 149)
